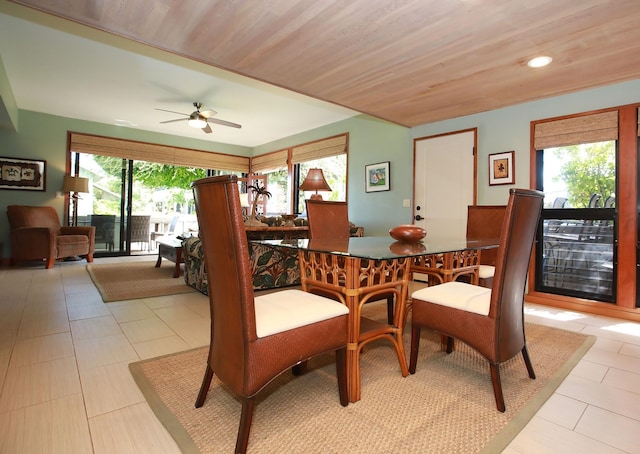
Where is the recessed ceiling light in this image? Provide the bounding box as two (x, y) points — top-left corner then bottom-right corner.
(527, 56), (552, 68)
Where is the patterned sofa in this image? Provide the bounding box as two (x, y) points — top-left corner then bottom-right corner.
(183, 236), (301, 295)
(182, 216), (363, 295)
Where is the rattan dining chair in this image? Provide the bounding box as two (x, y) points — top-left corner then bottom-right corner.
(305, 199), (396, 324)
(466, 205), (507, 289)
(192, 175), (349, 454)
(409, 188), (544, 412)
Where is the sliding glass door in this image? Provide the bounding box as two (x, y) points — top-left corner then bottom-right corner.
(70, 152), (205, 257)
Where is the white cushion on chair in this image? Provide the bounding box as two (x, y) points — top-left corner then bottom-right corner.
(254, 289), (349, 338)
(411, 281), (491, 316)
(478, 265), (495, 279)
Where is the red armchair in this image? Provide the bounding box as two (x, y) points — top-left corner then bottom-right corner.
(7, 205), (95, 269)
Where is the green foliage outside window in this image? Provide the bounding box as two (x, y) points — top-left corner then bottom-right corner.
(550, 141), (615, 208)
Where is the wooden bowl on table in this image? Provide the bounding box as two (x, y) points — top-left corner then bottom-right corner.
(389, 224), (426, 242)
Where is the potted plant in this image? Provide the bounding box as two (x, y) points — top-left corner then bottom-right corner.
(245, 183), (272, 226)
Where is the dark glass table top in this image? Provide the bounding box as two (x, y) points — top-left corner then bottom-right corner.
(256, 236), (500, 260)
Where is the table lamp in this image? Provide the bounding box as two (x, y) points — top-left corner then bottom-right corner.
(299, 168), (331, 200)
(61, 175), (89, 226)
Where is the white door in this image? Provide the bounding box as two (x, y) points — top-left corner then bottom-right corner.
(414, 130), (475, 239)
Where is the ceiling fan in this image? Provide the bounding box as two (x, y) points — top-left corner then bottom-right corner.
(156, 102), (242, 134)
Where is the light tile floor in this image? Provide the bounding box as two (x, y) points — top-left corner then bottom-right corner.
(0, 257), (639, 453)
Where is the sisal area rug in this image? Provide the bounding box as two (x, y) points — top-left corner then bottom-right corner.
(129, 302), (594, 453)
(87, 260), (196, 302)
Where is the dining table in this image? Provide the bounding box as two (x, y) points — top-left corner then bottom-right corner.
(256, 235), (500, 403)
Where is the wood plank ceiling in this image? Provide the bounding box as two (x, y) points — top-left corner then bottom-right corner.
(10, 0), (640, 126)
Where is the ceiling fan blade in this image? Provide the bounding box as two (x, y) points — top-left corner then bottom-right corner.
(155, 108), (189, 116)
(200, 109), (217, 118)
(160, 118), (189, 124)
(208, 117), (242, 129)
(202, 123), (213, 134)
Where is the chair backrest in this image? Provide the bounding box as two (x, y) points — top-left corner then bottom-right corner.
(90, 214), (115, 241)
(466, 205), (506, 266)
(167, 214), (180, 233)
(7, 205), (61, 231)
(588, 193), (602, 208)
(305, 199), (351, 239)
(129, 215), (150, 242)
(191, 175), (256, 394)
(552, 197), (568, 208)
(489, 189), (544, 360)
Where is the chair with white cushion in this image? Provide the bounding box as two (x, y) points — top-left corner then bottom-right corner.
(306, 199), (395, 324)
(409, 188), (544, 412)
(192, 175), (349, 454)
(466, 204), (507, 288)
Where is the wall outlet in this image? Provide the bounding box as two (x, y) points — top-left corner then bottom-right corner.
(55, 191), (64, 199)
(402, 199), (411, 208)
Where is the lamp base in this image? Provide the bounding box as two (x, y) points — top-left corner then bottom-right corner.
(309, 194), (323, 201)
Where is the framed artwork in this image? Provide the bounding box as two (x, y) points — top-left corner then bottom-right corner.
(0, 156), (46, 191)
(488, 151), (515, 186)
(365, 161), (390, 192)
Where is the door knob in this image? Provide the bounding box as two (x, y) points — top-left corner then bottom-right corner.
(414, 215), (424, 221)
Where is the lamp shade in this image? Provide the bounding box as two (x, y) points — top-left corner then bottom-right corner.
(61, 175), (89, 193)
(300, 169), (332, 201)
(239, 193), (250, 207)
(300, 168), (332, 192)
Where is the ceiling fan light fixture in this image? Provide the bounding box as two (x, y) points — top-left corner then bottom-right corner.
(527, 55), (552, 68)
(188, 113), (207, 129)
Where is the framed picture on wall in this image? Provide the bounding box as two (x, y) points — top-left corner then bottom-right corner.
(488, 151), (514, 186)
(365, 161), (390, 192)
(0, 156), (46, 191)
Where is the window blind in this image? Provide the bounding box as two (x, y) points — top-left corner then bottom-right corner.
(69, 132), (250, 172)
(533, 111), (618, 150)
(291, 133), (348, 164)
(251, 149), (288, 172)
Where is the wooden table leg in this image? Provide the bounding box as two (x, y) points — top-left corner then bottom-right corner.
(173, 247), (182, 278)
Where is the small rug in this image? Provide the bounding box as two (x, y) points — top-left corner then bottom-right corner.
(87, 260), (196, 302)
(129, 303), (594, 453)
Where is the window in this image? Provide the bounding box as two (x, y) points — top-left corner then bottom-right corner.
(534, 113), (618, 302)
(297, 154), (347, 213)
(68, 133), (249, 256)
(250, 133), (348, 215)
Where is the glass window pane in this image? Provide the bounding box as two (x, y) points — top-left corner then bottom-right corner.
(543, 141), (615, 208)
(263, 168), (289, 215)
(542, 218), (614, 298)
(297, 155), (347, 213)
